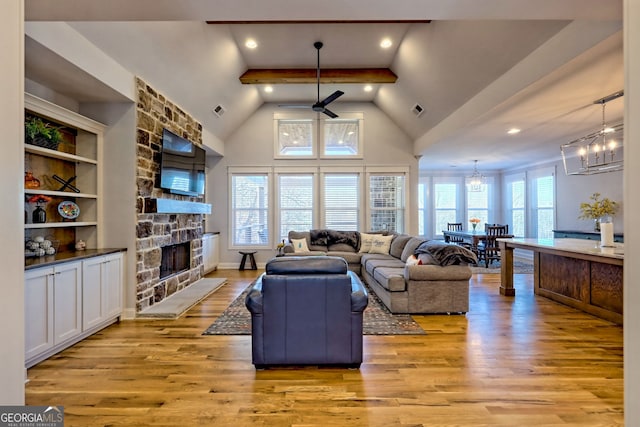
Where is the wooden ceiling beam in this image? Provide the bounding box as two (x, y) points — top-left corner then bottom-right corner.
(239, 68), (397, 84)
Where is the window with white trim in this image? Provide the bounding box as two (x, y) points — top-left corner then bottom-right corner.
(466, 183), (490, 227)
(230, 172), (270, 247)
(433, 178), (460, 237)
(528, 167), (555, 238)
(274, 115), (315, 158)
(277, 173), (315, 242)
(322, 173), (360, 230)
(505, 172), (526, 237)
(368, 172), (405, 233)
(321, 113), (364, 158)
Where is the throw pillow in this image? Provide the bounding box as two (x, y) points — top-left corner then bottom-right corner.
(405, 254), (423, 266)
(290, 238), (310, 253)
(389, 234), (412, 259)
(359, 233), (376, 253)
(368, 234), (394, 255)
(417, 252), (440, 265)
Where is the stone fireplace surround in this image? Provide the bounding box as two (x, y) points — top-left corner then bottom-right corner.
(135, 77), (206, 313)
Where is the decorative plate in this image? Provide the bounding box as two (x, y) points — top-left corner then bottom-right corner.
(58, 201), (80, 219)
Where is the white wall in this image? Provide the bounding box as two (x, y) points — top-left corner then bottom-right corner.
(505, 158), (624, 234)
(81, 102), (138, 318)
(0, 0), (25, 404)
(206, 102), (418, 266)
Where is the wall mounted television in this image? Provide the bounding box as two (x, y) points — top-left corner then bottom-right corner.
(160, 128), (206, 197)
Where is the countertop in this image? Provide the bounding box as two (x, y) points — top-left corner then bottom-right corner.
(497, 238), (624, 260)
(25, 248), (127, 271)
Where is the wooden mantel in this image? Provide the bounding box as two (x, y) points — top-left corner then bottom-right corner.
(143, 198), (211, 215)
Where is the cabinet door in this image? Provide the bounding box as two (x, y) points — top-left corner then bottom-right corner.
(103, 253), (123, 319)
(82, 256), (105, 330)
(25, 267), (54, 361)
(53, 261), (82, 345)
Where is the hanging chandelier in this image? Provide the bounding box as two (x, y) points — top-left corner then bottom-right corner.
(466, 160), (486, 192)
(561, 90), (624, 175)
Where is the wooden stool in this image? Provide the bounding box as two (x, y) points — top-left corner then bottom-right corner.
(239, 251), (257, 270)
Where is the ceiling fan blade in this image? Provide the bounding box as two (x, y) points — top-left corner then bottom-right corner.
(319, 90), (344, 107)
(322, 108), (338, 119)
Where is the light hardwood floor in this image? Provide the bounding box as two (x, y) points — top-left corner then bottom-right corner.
(25, 270), (623, 426)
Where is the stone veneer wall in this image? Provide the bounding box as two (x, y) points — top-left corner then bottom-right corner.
(135, 77), (205, 312)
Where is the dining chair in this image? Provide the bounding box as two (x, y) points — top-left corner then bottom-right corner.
(447, 222), (471, 248)
(485, 223), (509, 234)
(476, 225), (508, 268)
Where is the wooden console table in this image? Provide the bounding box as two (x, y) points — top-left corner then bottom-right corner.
(498, 238), (623, 324)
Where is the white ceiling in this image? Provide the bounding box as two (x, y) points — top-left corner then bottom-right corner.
(23, 0), (624, 172)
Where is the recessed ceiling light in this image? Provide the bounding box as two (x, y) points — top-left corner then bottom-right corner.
(264, 86), (273, 93)
(245, 39), (257, 49)
(380, 38), (392, 49)
(364, 85), (373, 92)
(507, 128), (521, 135)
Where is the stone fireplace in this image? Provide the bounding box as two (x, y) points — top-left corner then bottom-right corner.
(135, 77), (206, 313)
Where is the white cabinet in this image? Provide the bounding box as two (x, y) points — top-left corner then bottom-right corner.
(25, 252), (123, 368)
(82, 252), (123, 330)
(202, 233), (219, 274)
(25, 261), (82, 363)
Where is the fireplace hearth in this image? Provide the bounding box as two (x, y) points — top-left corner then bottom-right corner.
(160, 242), (191, 279)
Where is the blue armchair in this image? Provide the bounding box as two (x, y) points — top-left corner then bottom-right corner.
(245, 256), (368, 368)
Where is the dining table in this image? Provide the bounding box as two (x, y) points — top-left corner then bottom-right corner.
(442, 229), (514, 252)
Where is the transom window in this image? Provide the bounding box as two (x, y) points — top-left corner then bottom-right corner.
(274, 112), (363, 159)
(275, 118), (315, 158)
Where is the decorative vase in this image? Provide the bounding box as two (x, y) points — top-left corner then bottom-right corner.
(594, 218), (600, 232)
(24, 172), (40, 189)
(472, 223), (477, 231)
(32, 205), (46, 224)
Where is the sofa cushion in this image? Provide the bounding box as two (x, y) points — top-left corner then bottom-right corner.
(328, 243), (358, 252)
(400, 237), (427, 262)
(363, 257), (406, 278)
(329, 251), (362, 265)
(369, 234), (394, 254)
(373, 267), (406, 292)
(404, 264), (472, 281)
(389, 234), (412, 259)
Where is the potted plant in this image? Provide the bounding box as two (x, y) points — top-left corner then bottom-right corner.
(578, 192), (619, 231)
(25, 116), (62, 150)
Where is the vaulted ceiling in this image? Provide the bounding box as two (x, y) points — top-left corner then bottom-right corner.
(23, 0), (623, 172)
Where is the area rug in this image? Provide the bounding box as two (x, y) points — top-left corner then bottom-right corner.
(203, 282), (426, 336)
(470, 260), (533, 274)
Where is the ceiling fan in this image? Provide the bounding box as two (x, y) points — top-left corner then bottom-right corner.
(279, 41), (344, 118)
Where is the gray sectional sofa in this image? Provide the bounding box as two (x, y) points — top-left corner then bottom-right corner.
(283, 229), (475, 314)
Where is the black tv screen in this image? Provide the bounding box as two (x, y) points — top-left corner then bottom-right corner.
(160, 129), (206, 197)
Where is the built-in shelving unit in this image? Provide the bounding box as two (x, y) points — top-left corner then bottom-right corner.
(24, 93), (105, 253)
